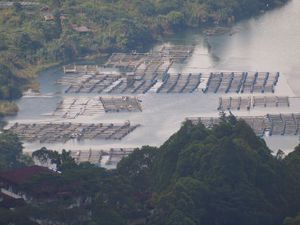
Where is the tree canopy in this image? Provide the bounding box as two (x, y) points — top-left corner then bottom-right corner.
(1, 117), (300, 225)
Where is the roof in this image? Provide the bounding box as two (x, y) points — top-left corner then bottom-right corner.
(0, 165), (52, 185)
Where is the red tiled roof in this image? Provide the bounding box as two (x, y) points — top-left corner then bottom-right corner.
(0, 165), (52, 185)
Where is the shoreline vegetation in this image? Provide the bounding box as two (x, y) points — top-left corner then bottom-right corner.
(0, 0), (289, 116)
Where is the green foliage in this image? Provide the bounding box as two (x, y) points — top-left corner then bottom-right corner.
(0, 64), (23, 100)
(32, 147), (77, 171)
(166, 11), (185, 29)
(1, 117), (300, 225)
(0, 132), (24, 170)
(148, 119), (300, 225)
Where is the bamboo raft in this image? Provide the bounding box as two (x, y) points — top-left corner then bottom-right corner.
(204, 72), (279, 94)
(187, 113), (300, 136)
(218, 96), (290, 111)
(52, 96), (142, 118)
(70, 148), (136, 168)
(7, 122), (140, 143)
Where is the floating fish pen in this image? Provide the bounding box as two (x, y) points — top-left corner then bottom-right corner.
(142, 62), (163, 80)
(53, 97), (104, 119)
(154, 61), (173, 80)
(63, 64), (100, 74)
(268, 114), (285, 135)
(203, 73), (223, 93)
(104, 53), (145, 70)
(156, 73), (201, 94)
(171, 74), (192, 93)
(133, 59), (172, 81)
(7, 122), (140, 143)
(71, 150), (103, 164)
(263, 72), (279, 92)
(241, 72), (257, 93)
(218, 97), (231, 110)
(218, 96), (251, 111)
(100, 96), (142, 112)
(160, 45), (194, 62)
(204, 72), (240, 93)
(70, 148), (135, 168)
(105, 148), (135, 166)
(157, 74), (180, 93)
(203, 72), (278, 94)
(282, 114), (298, 135)
(240, 116), (268, 137)
(60, 70), (279, 95)
(253, 96), (289, 108)
(62, 74), (121, 94)
(218, 96), (289, 111)
(218, 72), (234, 93)
(53, 96), (142, 118)
(64, 46), (191, 75)
(187, 113), (300, 136)
(227, 72), (246, 93)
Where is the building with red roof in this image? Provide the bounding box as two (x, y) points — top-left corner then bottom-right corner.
(0, 165), (53, 202)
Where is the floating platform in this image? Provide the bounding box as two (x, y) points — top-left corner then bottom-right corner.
(204, 72), (279, 94)
(100, 96), (142, 113)
(160, 45), (194, 62)
(218, 96), (289, 111)
(63, 65), (100, 74)
(53, 96), (142, 118)
(187, 113), (300, 136)
(59, 70), (280, 95)
(70, 148), (136, 168)
(7, 122), (140, 143)
(157, 73), (202, 93)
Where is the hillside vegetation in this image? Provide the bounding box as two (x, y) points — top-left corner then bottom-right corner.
(0, 0), (288, 104)
(0, 117), (299, 225)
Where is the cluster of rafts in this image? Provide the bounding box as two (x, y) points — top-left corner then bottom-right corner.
(70, 148), (135, 167)
(52, 96), (142, 119)
(8, 122), (140, 143)
(6, 45), (300, 167)
(188, 113), (300, 137)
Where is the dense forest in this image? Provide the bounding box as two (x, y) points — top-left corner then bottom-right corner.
(0, 0), (288, 106)
(0, 117), (300, 225)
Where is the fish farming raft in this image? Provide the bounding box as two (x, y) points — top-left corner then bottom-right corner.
(187, 113), (300, 137)
(7, 122), (140, 143)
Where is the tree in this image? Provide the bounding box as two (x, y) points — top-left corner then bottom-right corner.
(13, 2), (23, 12)
(166, 11), (185, 30)
(0, 132), (23, 170)
(32, 148), (77, 171)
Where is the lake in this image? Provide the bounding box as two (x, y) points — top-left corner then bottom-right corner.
(8, 0), (300, 154)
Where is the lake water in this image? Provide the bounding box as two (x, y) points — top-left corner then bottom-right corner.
(8, 0), (300, 154)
